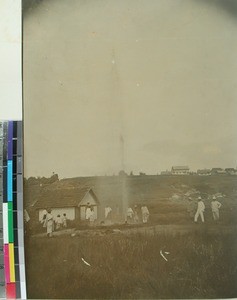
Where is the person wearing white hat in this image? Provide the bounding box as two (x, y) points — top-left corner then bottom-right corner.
(194, 196), (205, 223)
(211, 196), (222, 221)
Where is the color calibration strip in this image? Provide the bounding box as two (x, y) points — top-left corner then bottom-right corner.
(0, 121), (26, 299)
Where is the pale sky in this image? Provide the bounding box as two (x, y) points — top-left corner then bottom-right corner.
(23, 0), (237, 178)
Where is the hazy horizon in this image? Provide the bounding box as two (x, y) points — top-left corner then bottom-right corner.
(23, 0), (237, 178)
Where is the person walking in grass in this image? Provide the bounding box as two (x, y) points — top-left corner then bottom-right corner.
(211, 196), (222, 221)
(194, 196), (205, 223)
(141, 205), (150, 223)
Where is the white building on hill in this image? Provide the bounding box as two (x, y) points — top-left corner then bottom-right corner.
(171, 166), (190, 175)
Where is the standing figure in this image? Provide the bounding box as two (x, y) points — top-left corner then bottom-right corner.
(141, 205), (150, 223)
(211, 196), (222, 221)
(85, 203), (91, 224)
(105, 206), (112, 219)
(133, 205), (139, 223)
(24, 209), (31, 235)
(46, 209), (54, 237)
(194, 197), (205, 223)
(41, 209), (48, 228)
(89, 207), (95, 226)
(127, 207), (134, 223)
(62, 213), (67, 228)
(55, 214), (62, 230)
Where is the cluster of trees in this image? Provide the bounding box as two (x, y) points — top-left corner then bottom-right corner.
(25, 171), (148, 183)
(25, 173), (59, 185)
(118, 170), (147, 177)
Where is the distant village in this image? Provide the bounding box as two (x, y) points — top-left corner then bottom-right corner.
(24, 166), (237, 184)
(126, 166), (237, 177)
(160, 166), (237, 176)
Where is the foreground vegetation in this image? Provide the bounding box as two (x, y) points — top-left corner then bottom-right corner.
(25, 229), (237, 299)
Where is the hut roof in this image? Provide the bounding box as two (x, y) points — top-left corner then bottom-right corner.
(34, 186), (99, 209)
(172, 166), (189, 171)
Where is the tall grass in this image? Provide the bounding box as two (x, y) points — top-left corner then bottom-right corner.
(25, 230), (237, 299)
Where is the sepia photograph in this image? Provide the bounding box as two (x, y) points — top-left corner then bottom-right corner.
(23, 0), (237, 298)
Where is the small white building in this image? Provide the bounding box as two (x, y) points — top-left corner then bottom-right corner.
(171, 166), (190, 175)
(34, 187), (100, 222)
(211, 168), (226, 175)
(225, 168), (237, 175)
(197, 169), (211, 176)
(160, 170), (172, 176)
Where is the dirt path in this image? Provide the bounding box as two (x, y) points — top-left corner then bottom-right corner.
(31, 223), (237, 238)
(122, 223), (237, 235)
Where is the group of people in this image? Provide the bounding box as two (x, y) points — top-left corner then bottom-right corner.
(188, 196), (222, 223)
(41, 209), (67, 237)
(104, 204), (150, 224)
(40, 196), (222, 237)
(126, 205), (150, 224)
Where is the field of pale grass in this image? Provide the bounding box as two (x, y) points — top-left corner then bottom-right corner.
(25, 229), (237, 299)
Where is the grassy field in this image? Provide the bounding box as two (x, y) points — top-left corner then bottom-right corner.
(25, 227), (237, 299)
(24, 175), (237, 298)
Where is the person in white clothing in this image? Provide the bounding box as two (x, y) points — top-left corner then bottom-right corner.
(194, 197), (205, 223)
(141, 205), (150, 223)
(105, 206), (112, 219)
(89, 207), (96, 226)
(85, 203), (91, 221)
(41, 209), (48, 228)
(126, 207), (134, 223)
(211, 196), (222, 221)
(133, 205), (139, 223)
(55, 214), (63, 230)
(46, 209), (54, 237)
